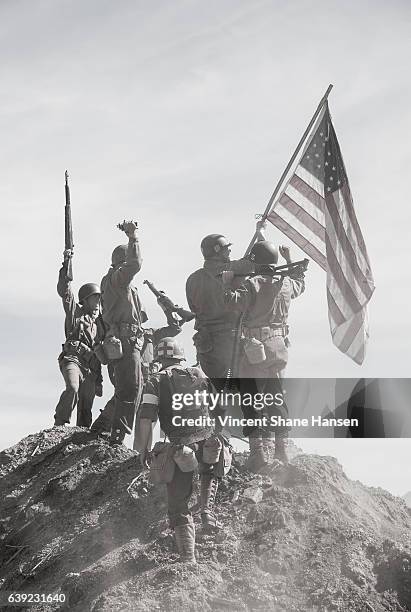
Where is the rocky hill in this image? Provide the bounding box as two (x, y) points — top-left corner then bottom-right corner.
(0, 428), (410, 612)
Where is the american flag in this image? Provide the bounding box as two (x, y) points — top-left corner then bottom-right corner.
(267, 103), (375, 364)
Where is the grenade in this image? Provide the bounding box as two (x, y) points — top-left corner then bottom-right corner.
(203, 436), (223, 464)
(173, 446), (198, 472)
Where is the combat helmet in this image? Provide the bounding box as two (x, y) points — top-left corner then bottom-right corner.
(249, 240), (278, 265)
(155, 337), (185, 361)
(111, 244), (128, 266)
(200, 234), (232, 259)
(78, 283), (101, 304)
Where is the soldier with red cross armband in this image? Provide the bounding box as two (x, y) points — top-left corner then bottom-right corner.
(136, 337), (230, 564)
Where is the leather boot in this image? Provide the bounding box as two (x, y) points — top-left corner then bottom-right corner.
(109, 400), (135, 445)
(90, 409), (113, 435)
(274, 431), (289, 464)
(174, 523), (197, 564)
(247, 435), (268, 472)
(200, 474), (222, 532)
(262, 435), (275, 463)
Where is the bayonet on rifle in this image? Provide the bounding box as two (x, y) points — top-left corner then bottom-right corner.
(64, 170), (74, 281)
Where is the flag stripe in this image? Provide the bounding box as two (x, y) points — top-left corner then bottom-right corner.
(290, 173), (325, 213)
(278, 192), (325, 241)
(330, 189), (374, 292)
(270, 200), (326, 257)
(325, 233), (362, 314)
(341, 183), (371, 264)
(325, 202), (373, 304)
(295, 165), (325, 199)
(327, 288), (346, 327)
(268, 211), (327, 270)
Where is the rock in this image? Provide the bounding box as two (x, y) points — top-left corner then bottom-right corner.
(243, 486), (263, 503)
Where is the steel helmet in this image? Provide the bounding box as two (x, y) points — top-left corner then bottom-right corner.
(155, 337), (185, 361)
(200, 234), (232, 259)
(78, 283), (101, 304)
(249, 241), (278, 265)
(111, 244), (128, 266)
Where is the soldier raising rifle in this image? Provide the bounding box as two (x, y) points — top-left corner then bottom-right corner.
(54, 173), (105, 427)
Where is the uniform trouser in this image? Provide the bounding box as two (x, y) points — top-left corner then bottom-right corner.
(55, 360), (96, 427)
(167, 441), (214, 528)
(237, 355), (289, 438)
(198, 329), (234, 391)
(110, 338), (143, 439)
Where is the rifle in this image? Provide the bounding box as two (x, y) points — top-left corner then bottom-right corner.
(143, 280), (195, 325)
(220, 258), (309, 279)
(64, 171), (74, 281)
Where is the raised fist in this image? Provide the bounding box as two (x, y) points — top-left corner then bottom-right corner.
(279, 245), (291, 263)
(117, 220), (138, 238)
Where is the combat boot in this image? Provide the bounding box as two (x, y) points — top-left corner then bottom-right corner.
(90, 410), (113, 436)
(274, 432), (289, 464)
(262, 434), (276, 463)
(109, 428), (126, 446)
(200, 474), (222, 533)
(246, 435), (268, 472)
(174, 523), (197, 564)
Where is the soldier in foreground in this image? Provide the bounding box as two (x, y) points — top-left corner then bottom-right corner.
(54, 250), (105, 427)
(137, 338), (229, 564)
(222, 235), (305, 470)
(101, 221), (144, 445)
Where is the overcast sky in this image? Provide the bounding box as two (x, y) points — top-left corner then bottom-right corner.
(1, 1), (410, 495)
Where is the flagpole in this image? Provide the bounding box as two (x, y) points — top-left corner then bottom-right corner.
(244, 83), (333, 256)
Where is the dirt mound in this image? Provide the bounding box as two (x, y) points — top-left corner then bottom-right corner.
(1, 428), (410, 612)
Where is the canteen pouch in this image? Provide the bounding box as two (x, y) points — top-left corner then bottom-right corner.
(193, 329), (213, 354)
(149, 442), (176, 484)
(214, 436), (233, 477)
(173, 445), (198, 472)
(93, 342), (108, 365)
(244, 337), (266, 364)
(103, 336), (123, 360)
(203, 436), (223, 464)
(263, 335), (288, 368)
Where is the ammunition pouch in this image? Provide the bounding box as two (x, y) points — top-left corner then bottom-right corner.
(102, 336), (123, 360)
(63, 340), (101, 373)
(193, 329), (213, 354)
(243, 325), (289, 368)
(149, 442), (176, 484)
(119, 322), (145, 350)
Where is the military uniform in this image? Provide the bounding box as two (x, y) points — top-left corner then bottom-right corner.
(224, 273), (305, 379)
(54, 263), (105, 427)
(90, 320), (182, 444)
(138, 343), (228, 563)
(139, 364), (216, 526)
(186, 258), (253, 385)
(101, 235), (144, 444)
(224, 267), (305, 466)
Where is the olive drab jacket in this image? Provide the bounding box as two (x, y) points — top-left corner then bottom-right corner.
(101, 237), (145, 331)
(57, 263), (105, 373)
(186, 258), (254, 332)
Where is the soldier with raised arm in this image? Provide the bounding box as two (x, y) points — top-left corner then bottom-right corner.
(101, 220), (144, 445)
(54, 250), (105, 427)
